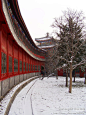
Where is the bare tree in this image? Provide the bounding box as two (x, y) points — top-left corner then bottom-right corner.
(51, 9), (86, 93)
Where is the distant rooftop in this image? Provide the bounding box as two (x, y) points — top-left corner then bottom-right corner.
(35, 37), (52, 42)
(35, 33), (55, 49)
(35, 33), (52, 42)
(38, 44), (55, 49)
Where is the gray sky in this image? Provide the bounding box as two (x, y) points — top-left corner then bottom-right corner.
(18, 0), (86, 42)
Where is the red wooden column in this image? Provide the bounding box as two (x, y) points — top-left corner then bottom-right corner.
(28, 56), (30, 73)
(22, 51), (23, 74)
(33, 59), (35, 72)
(26, 54), (29, 73)
(0, 22), (2, 80)
(28, 55), (29, 73)
(25, 52), (26, 73)
(12, 41), (14, 76)
(19, 48), (22, 74)
(1, 28), (7, 80)
(32, 58), (34, 72)
(39, 61), (40, 72)
(23, 51), (25, 74)
(39, 61), (41, 72)
(36, 60), (37, 72)
(18, 46), (19, 74)
(7, 34), (9, 78)
(22, 50), (23, 74)
(32, 58), (33, 72)
(29, 56), (31, 73)
(37, 60), (38, 72)
(30, 57), (32, 73)
(8, 38), (13, 77)
(35, 59), (36, 72)
(31, 58), (33, 73)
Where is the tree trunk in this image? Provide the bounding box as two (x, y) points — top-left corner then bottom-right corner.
(56, 75), (58, 79)
(66, 69), (68, 87)
(84, 77), (86, 84)
(73, 75), (75, 82)
(55, 70), (58, 79)
(69, 64), (72, 93)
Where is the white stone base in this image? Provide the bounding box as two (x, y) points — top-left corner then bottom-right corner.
(24, 74), (27, 80)
(9, 77), (14, 89)
(15, 75), (19, 85)
(1, 78), (9, 96)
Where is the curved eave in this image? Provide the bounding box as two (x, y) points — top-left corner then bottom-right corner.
(8, 0), (46, 54)
(38, 45), (55, 49)
(8, 0), (43, 52)
(35, 37), (52, 42)
(1, 0), (46, 61)
(8, 0), (35, 44)
(36, 39), (52, 42)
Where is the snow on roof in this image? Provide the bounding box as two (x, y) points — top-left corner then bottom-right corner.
(35, 37), (52, 42)
(38, 44), (55, 49)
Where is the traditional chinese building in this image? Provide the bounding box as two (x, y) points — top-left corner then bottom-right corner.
(35, 33), (56, 74)
(0, 0), (46, 99)
(35, 33), (55, 50)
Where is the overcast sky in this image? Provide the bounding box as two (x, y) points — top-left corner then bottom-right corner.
(18, 0), (86, 42)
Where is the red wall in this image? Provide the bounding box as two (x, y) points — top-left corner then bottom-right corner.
(0, 23), (44, 81)
(58, 69), (63, 76)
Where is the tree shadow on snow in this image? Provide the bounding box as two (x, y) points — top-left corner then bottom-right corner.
(72, 80), (86, 88)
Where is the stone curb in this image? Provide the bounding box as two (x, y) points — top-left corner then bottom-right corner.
(4, 76), (39, 115)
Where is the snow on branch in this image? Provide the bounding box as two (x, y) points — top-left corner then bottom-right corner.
(56, 64), (67, 70)
(60, 56), (72, 64)
(73, 60), (86, 69)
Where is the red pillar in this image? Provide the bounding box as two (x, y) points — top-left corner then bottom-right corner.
(28, 55), (29, 73)
(18, 46), (19, 74)
(29, 56), (31, 73)
(7, 34), (9, 78)
(25, 52), (26, 73)
(22, 51), (23, 74)
(0, 22), (2, 80)
(30, 57), (32, 73)
(12, 41), (14, 76)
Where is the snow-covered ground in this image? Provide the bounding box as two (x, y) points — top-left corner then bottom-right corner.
(0, 77), (37, 115)
(32, 77), (86, 115)
(0, 76), (86, 115)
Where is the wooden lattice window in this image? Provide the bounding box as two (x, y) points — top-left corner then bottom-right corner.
(20, 60), (22, 72)
(35, 65), (37, 71)
(14, 58), (18, 72)
(26, 63), (28, 71)
(23, 62), (25, 72)
(29, 64), (30, 71)
(38, 65), (40, 71)
(9, 56), (12, 72)
(1, 52), (7, 74)
(31, 64), (32, 71)
(33, 65), (34, 71)
(37, 66), (38, 71)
